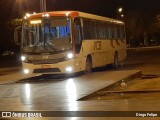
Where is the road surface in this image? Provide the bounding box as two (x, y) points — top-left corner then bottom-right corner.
(0, 46), (160, 120)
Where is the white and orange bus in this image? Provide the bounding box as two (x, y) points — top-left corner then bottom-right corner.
(15, 11), (126, 75)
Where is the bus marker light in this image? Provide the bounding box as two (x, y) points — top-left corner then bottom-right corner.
(66, 12), (70, 16)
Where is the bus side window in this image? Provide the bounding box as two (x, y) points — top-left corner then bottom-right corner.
(108, 24), (112, 39)
(74, 17), (82, 53)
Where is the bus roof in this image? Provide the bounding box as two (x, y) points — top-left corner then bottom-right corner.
(28, 11), (124, 24)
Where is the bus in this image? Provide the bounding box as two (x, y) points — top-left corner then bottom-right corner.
(15, 11), (126, 75)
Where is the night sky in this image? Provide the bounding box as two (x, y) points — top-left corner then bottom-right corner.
(0, 0), (160, 51)
(0, 0), (160, 22)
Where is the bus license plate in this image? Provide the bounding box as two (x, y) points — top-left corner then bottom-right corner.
(41, 65), (51, 68)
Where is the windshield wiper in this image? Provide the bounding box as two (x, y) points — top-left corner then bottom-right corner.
(45, 41), (57, 51)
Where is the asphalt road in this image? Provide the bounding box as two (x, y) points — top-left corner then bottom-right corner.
(0, 46), (160, 120)
(121, 47), (160, 75)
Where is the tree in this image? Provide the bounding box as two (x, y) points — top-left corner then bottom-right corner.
(6, 19), (22, 41)
(125, 10), (156, 46)
(0, 19), (22, 53)
(150, 15), (160, 44)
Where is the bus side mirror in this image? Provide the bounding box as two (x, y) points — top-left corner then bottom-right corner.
(14, 26), (22, 45)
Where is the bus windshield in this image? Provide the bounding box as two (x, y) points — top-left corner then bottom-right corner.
(22, 17), (72, 54)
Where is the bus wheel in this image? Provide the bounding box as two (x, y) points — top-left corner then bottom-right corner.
(85, 57), (92, 73)
(113, 53), (119, 69)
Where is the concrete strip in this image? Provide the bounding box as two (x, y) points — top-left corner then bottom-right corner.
(0, 67), (22, 76)
(0, 67), (22, 72)
(0, 71), (42, 84)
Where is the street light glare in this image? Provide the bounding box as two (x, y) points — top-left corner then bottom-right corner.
(121, 14), (124, 17)
(118, 8), (123, 13)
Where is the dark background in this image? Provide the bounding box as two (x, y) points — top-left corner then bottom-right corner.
(0, 0), (160, 53)
(0, 0), (160, 19)
(46, 0), (160, 18)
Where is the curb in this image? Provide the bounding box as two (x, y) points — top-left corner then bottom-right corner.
(127, 46), (160, 51)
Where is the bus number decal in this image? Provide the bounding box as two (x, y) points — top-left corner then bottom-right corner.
(94, 41), (102, 51)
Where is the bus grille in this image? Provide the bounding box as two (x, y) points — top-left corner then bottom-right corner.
(31, 59), (60, 64)
(33, 68), (61, 73)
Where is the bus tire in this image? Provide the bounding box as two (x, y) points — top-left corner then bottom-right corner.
(113, 53), (119, 69)
(85, 57), (92, 73)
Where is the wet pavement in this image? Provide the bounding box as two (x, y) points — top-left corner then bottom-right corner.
(0, 70), (141, 111)
(0, 46), (160, 120)
(0, 70), (147, 120)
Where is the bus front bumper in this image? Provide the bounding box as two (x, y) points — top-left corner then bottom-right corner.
(22, 59), (84, 75)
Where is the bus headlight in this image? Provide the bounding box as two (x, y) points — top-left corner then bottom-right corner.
(65, 67), (73, 72)
(67, 53), (74, 59)
(21, 55), (26, 61)
(23, 69), (30, 74)
(60, 53), (74, 62)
